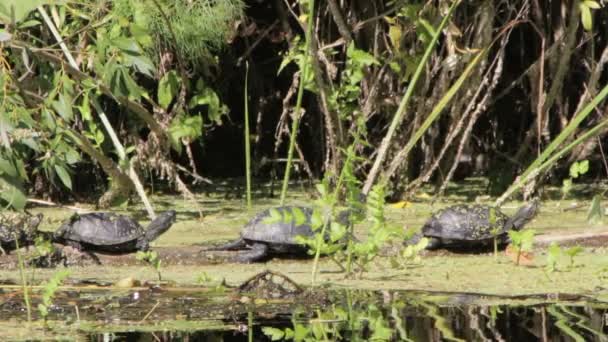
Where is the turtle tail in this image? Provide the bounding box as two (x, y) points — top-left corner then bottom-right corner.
(141, 210), (177, 247)
(505, 199), (540, 230)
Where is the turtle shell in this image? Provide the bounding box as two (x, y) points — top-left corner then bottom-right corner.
(57, 212), (144, 246)
(242, 207), (314, 246)
(422, 205), (509, 241)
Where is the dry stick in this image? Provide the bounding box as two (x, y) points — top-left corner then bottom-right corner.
(437, 51), (505, 197)
(326, 0), (352, 43)
(139, 300), (161, 323)
(435, 22), (511, 197)
(361, 0), (461, 195)
(26, 198), (90, 213)
(37, 6), (156, 219)
(566, 45), (608, 162)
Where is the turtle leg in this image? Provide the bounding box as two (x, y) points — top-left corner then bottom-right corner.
(204, 238), (248, 251)
(233, 243), (269, 263)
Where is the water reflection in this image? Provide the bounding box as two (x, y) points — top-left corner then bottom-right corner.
(0, 287), (606, 341)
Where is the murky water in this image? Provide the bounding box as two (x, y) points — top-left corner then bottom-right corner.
(0, 284), (606, 341)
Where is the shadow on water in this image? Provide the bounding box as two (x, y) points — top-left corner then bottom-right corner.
(0, 284), (606, 341)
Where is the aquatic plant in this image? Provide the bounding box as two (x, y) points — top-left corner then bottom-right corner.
(561, 160), (589, 198)
(507, 229), (536, 266)
(136, 250), (163, 282)
(545, 242), (561, 273)
(564, 246), (584, 268)
(280, 0), (315, 204)
(38, 269), (70, 326)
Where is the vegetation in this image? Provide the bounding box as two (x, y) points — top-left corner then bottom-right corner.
(0, 0), (608, 337)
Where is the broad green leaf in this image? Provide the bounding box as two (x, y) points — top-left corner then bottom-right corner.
(292, 207), (307, 226)
(112, 37), (141, 55)
(0, 0), (57, 23)
(17, 19), (40, 28)
(310, 210), (323, 229)
(0, 179), (26, 210)
(262, 327), (286, 341)
(262, 208), (283, 225)
(584, 1), (601, 9)
(565, 246), (584, 257)
(51, 93), (74, 121)
(125, 53), (155, 77)
(0, 157), (17, 177)
(158, 71), (180, 110)
(579, 3), (592, 31)
(347, 42), (380, 66)
(54, 164), (72, 189)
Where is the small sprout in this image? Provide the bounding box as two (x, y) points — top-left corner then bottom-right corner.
(196, 272), (213, 284)
(38, 269), (70, 325)
(136, 250), (162, 282)
(508, 229), (536, 266)
(564, 246), (584, 268)
(545, 242), (562, 273)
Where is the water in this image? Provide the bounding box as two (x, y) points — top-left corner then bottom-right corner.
(0, 285), (606, 341)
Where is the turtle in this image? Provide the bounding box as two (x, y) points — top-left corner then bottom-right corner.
(206, 206), (336, 263)
(53, 210), (177, 254)
(0, 212), (44, 253)
(409, 200), (539, 250)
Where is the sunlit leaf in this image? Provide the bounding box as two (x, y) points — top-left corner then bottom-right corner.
(54, 164), (72, 189)
(51, 93), (74, 121)
(579, 3), (592, 31)
(0, 0), (58, 23)
(158, 71), (180, 110)
(262, 327), (285, 341)
(292, 207), (307, 226)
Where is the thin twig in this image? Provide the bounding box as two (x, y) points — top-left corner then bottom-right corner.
(139, 300), (161, 323)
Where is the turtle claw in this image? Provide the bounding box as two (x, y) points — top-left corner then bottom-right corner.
(233, 243), (269, 263)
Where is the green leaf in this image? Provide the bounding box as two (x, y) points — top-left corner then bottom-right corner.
(112, 37), (142, 55)
(579, 3), (592, 31)
(578, 160), (589, 175)
(37, 304), (48, 318)
(125, 54), (155, 78)
(262, 208), (283, 225)
(262, 327), (286, 341)
(584, 1), (601, 9)
(587, 195), (603, 224)
(545, 242), (561, 272)
(0, 0), (56, 23)
(0, 179), (26, 210)
(346, 42), (380, 67)
(418, 18), (437, 38)
(51, 93), (74, 121)
(0, 157), (17, 177)
(565, 246), (584, 258)
(54, 164), (72, 190)
(292, 207), (307, 226)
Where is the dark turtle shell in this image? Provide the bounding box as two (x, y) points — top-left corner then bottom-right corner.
(242, 207), (315, 246)
(55, 212), (144, 247)
(422, 205), (510, 242)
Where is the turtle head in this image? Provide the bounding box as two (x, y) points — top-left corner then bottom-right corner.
(142, 210), (177, 246)
(506, 199), (540, 230)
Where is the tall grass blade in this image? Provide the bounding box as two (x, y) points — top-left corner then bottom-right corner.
(362, 0), (461, 194)
(382, 47), (488, 182)
(279, 1), (316, 205)
(244, 62), (252, 208)
(496, 82), (608, 205)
